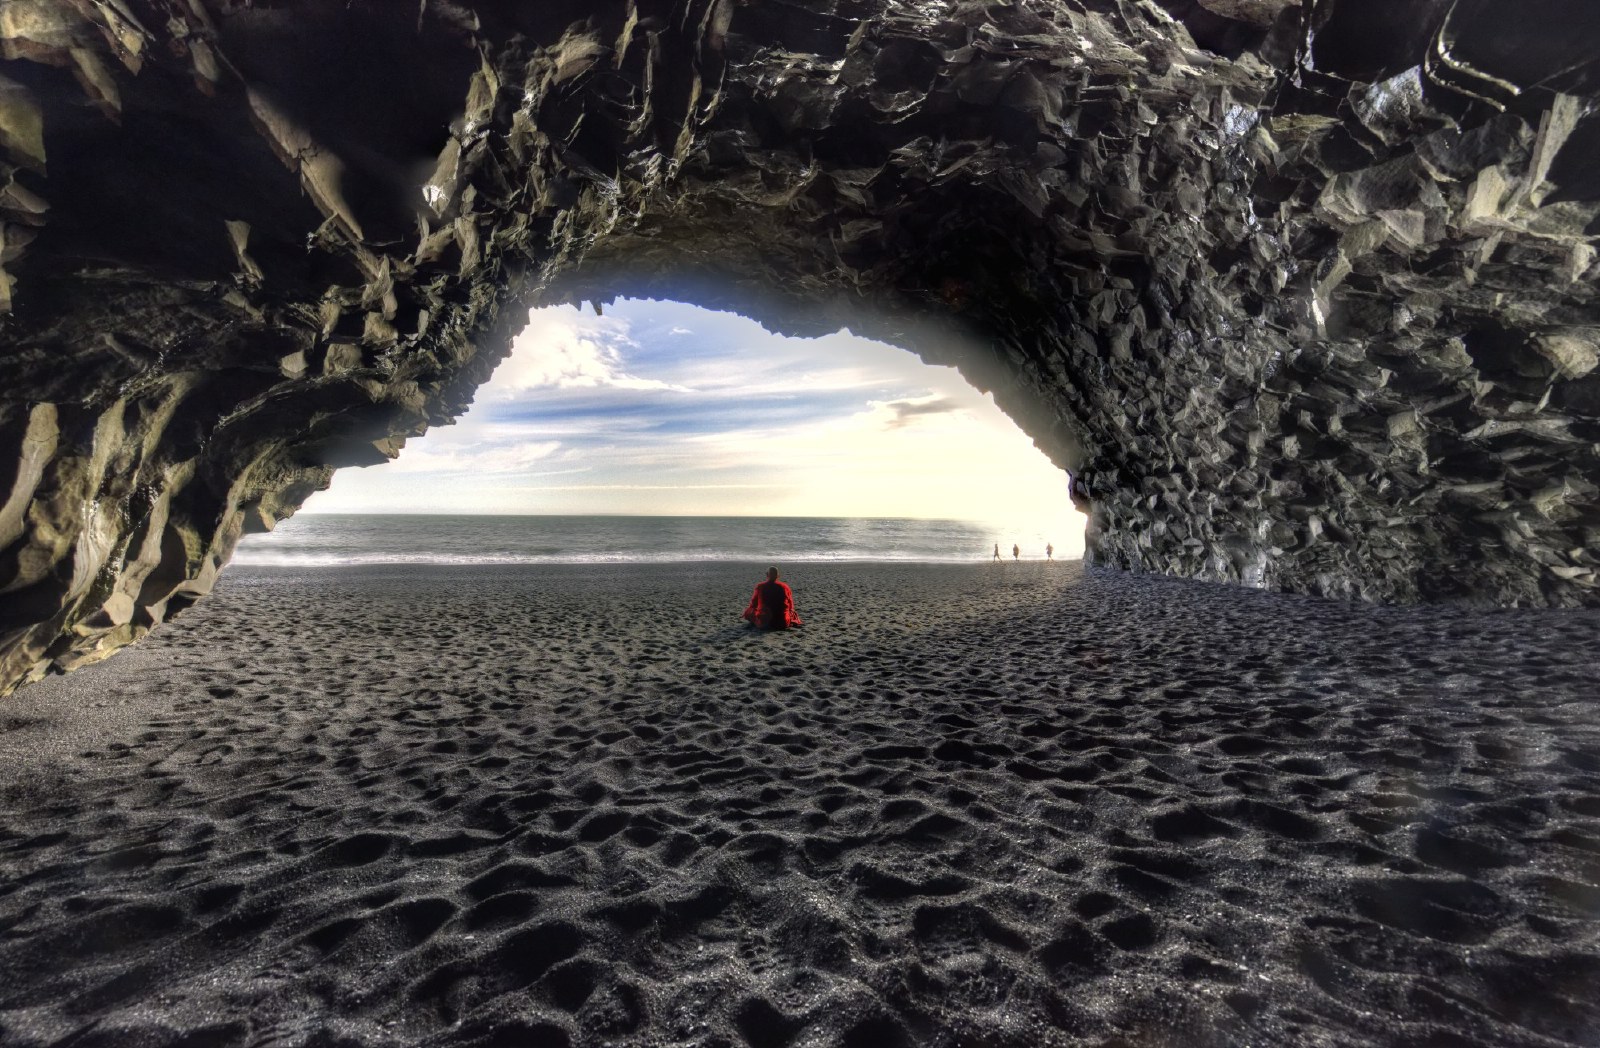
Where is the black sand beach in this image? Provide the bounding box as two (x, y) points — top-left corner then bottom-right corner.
(1, 562), (1598, 1047)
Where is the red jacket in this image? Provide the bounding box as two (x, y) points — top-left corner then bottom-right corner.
(742, 580), (802, 629)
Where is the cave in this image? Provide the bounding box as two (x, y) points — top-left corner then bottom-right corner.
(3, 4), (1600, 1044)
(1, 0), (1598, 693)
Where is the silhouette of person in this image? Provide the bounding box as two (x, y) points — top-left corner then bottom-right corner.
(743, 567), (803, 630)
(1012, 543), (1019, 561)
(993, 543), (1001, 561)
(1046, 543), (1054, 560)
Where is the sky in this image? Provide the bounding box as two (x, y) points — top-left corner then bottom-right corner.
(303, 298), (1086, 551)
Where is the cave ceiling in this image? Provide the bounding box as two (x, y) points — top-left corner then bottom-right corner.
(1, 0), (1598, 694)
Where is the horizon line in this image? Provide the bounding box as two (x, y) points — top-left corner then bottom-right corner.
(288, 510), (1063, 522)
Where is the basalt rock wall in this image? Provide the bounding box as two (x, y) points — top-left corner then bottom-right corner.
(1, 0), (1598, 694)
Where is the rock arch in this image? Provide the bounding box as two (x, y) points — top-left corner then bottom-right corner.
(1, 0), (1597, 694)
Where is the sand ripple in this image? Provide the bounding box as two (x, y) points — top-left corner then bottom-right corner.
(1, 562), (1597, 1046)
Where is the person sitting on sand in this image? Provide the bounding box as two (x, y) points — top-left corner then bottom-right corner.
(742, 567), (803, 630)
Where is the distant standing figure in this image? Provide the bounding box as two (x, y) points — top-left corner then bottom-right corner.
(1012, 543), (1020, 561)
(993, 543), (1001, 561)
(1046, 543), (1054, 560)
(743, 567), (803, 630)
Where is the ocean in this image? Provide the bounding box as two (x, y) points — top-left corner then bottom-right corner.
(232, 514), (1080, 567)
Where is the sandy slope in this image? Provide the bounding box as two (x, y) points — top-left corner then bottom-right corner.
(0, 561), (1598, 1047)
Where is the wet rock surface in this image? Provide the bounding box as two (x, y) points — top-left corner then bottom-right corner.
(2, 0), (1599, 693)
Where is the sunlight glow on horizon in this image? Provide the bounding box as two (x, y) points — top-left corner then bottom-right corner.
(301, 300), (1087, 554)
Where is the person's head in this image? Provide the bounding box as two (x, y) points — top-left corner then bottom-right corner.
(766, 567), (779, 582)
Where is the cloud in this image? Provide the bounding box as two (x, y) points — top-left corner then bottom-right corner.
(490, 388), (870, 439)
(878, 395), (964, 428)
(491, 309), (692, 393)
(508, 483), (785, 492)
(301, 298), (1085, 540)
(383, 439), (562, 474)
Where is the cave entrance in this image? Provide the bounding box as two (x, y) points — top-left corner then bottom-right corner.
(236, 298), (1086, 565)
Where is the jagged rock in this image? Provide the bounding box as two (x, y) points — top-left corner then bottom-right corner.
(1, 0), (1598, 694)
(1196, 0), (1296, 28)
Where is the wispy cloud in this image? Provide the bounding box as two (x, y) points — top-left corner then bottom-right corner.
(493, 310), (693, 393)
(506, 483), (787, 492)
(304, 298), (1085, 544)
(878, 395), (964, 429)
(383, 439), (562, 474)
(489, 388), (869, 437)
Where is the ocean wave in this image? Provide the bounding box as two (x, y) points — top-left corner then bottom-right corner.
(230, 514), (1080, 568)
(229, 550), (989, 567)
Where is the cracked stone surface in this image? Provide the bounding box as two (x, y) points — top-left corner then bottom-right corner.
(1, 0), (1598, 695)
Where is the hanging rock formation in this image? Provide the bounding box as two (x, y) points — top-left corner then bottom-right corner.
(1, 0), (1597, 694)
